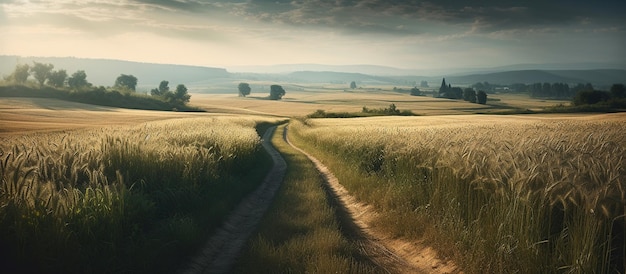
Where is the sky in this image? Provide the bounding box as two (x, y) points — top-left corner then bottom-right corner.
(1, 0), (625, 70)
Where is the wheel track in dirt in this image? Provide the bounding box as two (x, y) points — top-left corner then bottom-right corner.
(181, 124), (459, 274)
(283, 125), (460, 274)
(181, 126), (286, 274)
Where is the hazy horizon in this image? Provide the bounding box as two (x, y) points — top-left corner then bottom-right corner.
(1, 1), (625, 70)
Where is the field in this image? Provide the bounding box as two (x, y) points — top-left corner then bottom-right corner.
(288, 113), (626, 273)
(0, 99), (283, 272)
(1, 86), (623, 273)
(191, 85), (570, 116)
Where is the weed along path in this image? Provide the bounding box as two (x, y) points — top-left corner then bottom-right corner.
(181, 126), (287, 274)
(284, 125), (460, 274)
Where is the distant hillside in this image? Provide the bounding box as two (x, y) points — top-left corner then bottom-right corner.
(2, 56), (623, 89)
(228, 64), (419, 75)
(286, 71), (396, 84)
(0, 56), (230, 88)
(444, 69), (626, 86)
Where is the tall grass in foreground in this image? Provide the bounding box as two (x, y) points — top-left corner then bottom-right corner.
(289, 116), (625, 273)
(0, 117), (275, 273)
(233, 125), (381, 273)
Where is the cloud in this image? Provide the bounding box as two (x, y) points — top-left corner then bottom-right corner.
(229, 0), (626, 37)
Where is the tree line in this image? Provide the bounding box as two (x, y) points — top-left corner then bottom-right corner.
(439, 78), (487, 104)
(2, 62), (194, 110)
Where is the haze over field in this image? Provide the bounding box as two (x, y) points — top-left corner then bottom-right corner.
(1, 0), (625, 71)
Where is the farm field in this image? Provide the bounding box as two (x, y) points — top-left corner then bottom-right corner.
(191, 86), (569, 116)
(1, 92), (623, 273)
(288, 113), (626, 273)
(0, 98), (283, 272)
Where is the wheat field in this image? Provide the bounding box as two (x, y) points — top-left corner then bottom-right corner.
(0, 115), (279, 272)
(289, 113), (626, 273)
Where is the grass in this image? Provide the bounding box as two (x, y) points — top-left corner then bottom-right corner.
(0, 117), (279, 273)
(233, 125), (381, 273)
(288, 114), (626, 273)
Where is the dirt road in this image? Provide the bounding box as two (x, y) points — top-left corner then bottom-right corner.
(181, 124), (459, 274)
(284, 125), (460, 274)
(181, 126), (287, 274)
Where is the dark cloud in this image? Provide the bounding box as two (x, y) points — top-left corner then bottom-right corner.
(232, 0), (626, 35)
(114, 1), (626, 38)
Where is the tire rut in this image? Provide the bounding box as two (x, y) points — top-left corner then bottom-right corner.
(180, 126), (286, 274)
(284, 125), (460, 274)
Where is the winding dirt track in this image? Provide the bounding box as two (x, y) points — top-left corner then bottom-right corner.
(182, 125), (459, 274)
(283, 126), (460, 274)
(181, 126), (287, 274)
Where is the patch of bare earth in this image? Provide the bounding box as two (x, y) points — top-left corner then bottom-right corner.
(284, 126), (461, 274)
(180, 126), (286, 274)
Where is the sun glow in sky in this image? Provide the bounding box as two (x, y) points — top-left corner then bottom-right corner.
(1, 0), (625, 70)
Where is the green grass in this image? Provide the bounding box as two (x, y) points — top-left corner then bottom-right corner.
(233, 125), (382, 273)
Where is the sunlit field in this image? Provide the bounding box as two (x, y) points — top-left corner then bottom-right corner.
(0, 89), (618, 273)
(0, 108), (282, 272)
(0, 97), (199, 134)
(289, 113), (626, 273)
(190, 84), (568, 117)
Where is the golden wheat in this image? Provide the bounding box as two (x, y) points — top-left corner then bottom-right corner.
(290, 114), (626, 272)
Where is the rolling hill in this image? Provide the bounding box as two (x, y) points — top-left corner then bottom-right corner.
(2, 56), (624, 90)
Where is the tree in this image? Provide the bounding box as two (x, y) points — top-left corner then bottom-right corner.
(350, 81), (357, 89)
(30, 62), (54, 86)
(420, 80), (429, 88)
(443, 87), (463, 99)
(269, 84), (285, 100)
(151, 80), (169, 96)
(410, 87), (421, 96)
(115, 74), (138, 91)
(238, 82), (251, 97)
(6, 64), (30, 84)
(174, 84), (191, 103)
(610, 84), (625, 98)
(573, 90), (610, 105)
(47, 70), (67, 88)
(476, 90), (487, 104)
(463, 88), (477, 103)
(68, 70), (90, 90)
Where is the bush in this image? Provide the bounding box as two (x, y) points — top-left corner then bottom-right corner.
(573, 90), (611, 106)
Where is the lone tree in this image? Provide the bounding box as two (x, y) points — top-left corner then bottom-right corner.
(30, 62), (54, 86)
(6, 64), (30, 84)
(47, 69), (68, 88)
(476, 90), (488, 104)
(151, 80), (170, 96)
(174, 84), (191, 104)
(238, 82), (251, 97)
(269, 84), (285, 100)
(115, 74), (138, 91)
(350, 81), (357, 89)
(410, 87), (421, 96)
(68, 70), (90, 90)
